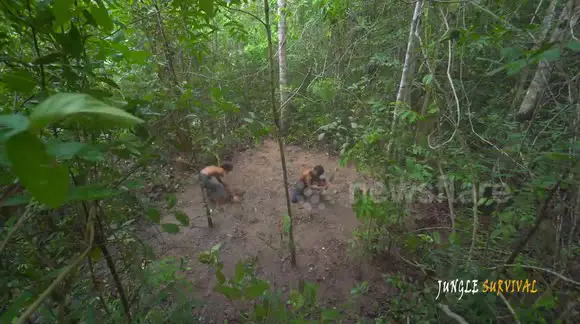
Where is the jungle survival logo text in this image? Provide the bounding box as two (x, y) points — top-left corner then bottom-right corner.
(435, 279), (539, 300)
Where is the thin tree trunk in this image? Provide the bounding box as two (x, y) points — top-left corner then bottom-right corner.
(278, 0), (289, 134)
(516, 0), (574, 121)
(264, 0), (297, 266)
(395, 0), (424, 106)
(388, 0), (424, 154)
(152, 0), (178, 85)
(510, 0), (560, 111)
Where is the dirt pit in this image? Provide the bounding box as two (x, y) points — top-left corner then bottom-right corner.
(149, 140), (395, 322)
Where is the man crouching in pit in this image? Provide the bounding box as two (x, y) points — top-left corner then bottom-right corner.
(290, 164), (329, 203)
(199, 163), (235, 210)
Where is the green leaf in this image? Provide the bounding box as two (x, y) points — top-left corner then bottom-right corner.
(0, 291), (33, 324)
(148, 208), (161, 223)
(161, 223), (180, 233)
(477, 197), (488, 206)
(211, 243), (222, 253)
(90, 2), (114, 32)
(28, 93), (144, 131)
(535, 293), (556, 308)
(432, 231), (441, 244)
(166, 194), (177, 209)
(198, 0), (214, 15)
(567, 40), (580, 52)
(175, 211), (190, 226)
(321, 309), (340, 321)
(6, 132), (69, 208)
(422, 74), (433, 85)
(234, 262), (246, 282)
(46, 141), (87, 160)
(506, 59), (528, 76)
(98, 77), (120, 89)
(128, 50), (150, 65)
(33, 52), (63, 65)
(82, 9), (98, 27)
(1, 70), (37, 93)
(67, 185), (121, 201)
(216, 269), (226, 284)
(0, 114), (29, 139)
(282, 214), (291, 233)
(68, 25), (83, 58)
(52, 0), (75, 26)
(245, 280), (269, 298)
(1, 194), (32, 207)
(500, 47), (522, 60)
(536, 48), (561, 62)
(544, 152), (571, 160)
(215, 285), (242, 300)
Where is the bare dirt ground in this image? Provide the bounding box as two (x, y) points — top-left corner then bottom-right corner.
(148, 140), (397, 322)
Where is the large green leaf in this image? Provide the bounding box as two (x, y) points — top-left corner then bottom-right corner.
(52, 0), (75, 27)
(175, 211), (190, 226)
(215, 285), (242, 300)
(68, 25), (83, 58)
(67, 185), (122, 201)
(162, 223), (180, 233)
(128, 50), (150, 65)
(568, 40), (580, 52)
(198, 0), (215, 16)
(536, 48), (561, 62)
(0, 291), (33, 324)
(46, 141), (88, 160)
(321, 309), (341, 321)
(148, 208), (161, 224)
(33, 52), (63, 65)
(1, 70), (37, 93)
(90, 2), (114, 32)
(245, 280), (269, 298)
(0, 114), (29, 140)
(6, 132), (69, 208)
(28, 93), (144, 131)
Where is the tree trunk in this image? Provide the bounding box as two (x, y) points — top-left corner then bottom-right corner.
(388, 0), (424, 154)
(516, 0), (575, 121)
(395, 0), (424, 107)
(278, 0), (289, 134)
(510, 0), (559, 112)
(264, 0), (297, 266)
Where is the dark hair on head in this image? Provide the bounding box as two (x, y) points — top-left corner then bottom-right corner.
(221, 163), (234, 172)
(313, 165), (324, 175)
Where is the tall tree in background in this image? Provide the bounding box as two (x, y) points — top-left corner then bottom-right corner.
(388, 0), (424, 155)
(517, 0), (576, 120)
(265, 0), (297, 266)
(278, 0), (289, 134)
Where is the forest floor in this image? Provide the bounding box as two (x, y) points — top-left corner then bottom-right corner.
(146, 140), (434, 322)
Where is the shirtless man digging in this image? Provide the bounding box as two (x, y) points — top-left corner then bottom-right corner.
(199, 163), (238, 209)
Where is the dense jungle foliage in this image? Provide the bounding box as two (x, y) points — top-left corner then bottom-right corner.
(1, 0), (579, 323)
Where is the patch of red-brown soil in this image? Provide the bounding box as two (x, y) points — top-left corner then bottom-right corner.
(148, 140), (404, 322)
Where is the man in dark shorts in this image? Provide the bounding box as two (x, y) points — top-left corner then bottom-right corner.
(291, 165), (329, 203)
(199, 163), (234, 207)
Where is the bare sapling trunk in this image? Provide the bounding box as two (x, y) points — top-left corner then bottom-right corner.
(395, 0), (425, 108)
(388, 0), (424, 154)
(278, 0), (289, 134)
(510, 0), (559, 111)
(517, 0), (575, 121)
(264, 0), (297, 266)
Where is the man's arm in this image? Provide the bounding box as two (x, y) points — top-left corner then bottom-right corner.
(217, 176), (231, 193)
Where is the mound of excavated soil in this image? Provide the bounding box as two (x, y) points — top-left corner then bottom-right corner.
(150, 140), (394, 322)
